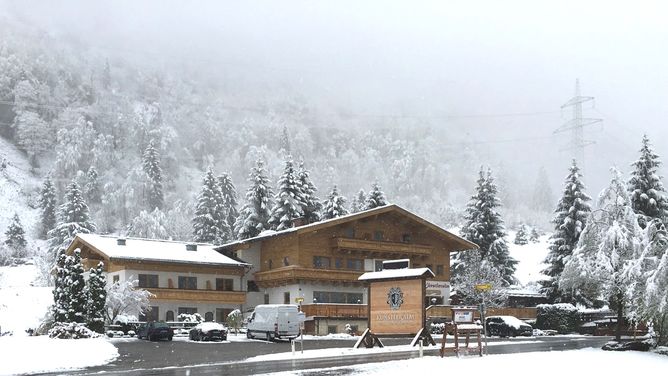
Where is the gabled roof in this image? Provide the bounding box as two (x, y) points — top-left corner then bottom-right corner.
(69, 233), (249, 267)
(358, 267), (435, 281)
(216, 204), (478, 252)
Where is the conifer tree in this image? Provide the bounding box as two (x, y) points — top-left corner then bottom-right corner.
(192, 168), (228, 243)
(142, 139), (164, 210)
(530, 227), (540, 243)
(235, 159), (273, 239)
(218, 173), (239, 241)
(297, 160), (321, 224)
(67, 249), (87, 323)
(280, 125), (291, 155)
(4, 213), (27, 251)
(364, 182), (388, 210)
(86, 261), (107, 333)
(269, 158), (305, 231)
(455, 167), (517, 286)
(628, 134), (668, 228)
(52, 250), (70, 323)
(321, 185), (349, 220)
(513, 224), (528, 245)
(39, 175), (57, 239)
(351, 189), (366, 213)
(48, 181), (97, 257)
(84, 166), (101, 204)
(540, 160), (592, 303)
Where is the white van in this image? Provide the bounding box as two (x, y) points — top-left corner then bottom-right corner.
(246, 304), (301, 341)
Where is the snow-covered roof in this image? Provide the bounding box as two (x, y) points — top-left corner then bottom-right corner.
(217, 204), (478, 252)
(505, 287), (547, 298)
(358, 267), (435, 281)
(71, 234), (249, 267)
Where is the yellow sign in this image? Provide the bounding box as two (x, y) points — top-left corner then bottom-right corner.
(475, 283), (492, 291)
(295, 297), (304, 303)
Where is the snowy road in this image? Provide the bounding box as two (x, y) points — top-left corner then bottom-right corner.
(51, 335), (609, 376)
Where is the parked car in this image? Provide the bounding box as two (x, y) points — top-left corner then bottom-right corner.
(246, 304), (301, 341)
(189, 322), (227, 341)
(137, 322), (174, 341)
(485, 316), (533, 337)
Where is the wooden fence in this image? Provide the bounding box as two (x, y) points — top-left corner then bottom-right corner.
(426, 305), (537, 320)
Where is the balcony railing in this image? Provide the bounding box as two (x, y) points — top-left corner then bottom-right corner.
(254, 266), (364, 287)
(330, 237), (433, 257)
(147, 287), (246, 303)
(300, 303), (367, 319)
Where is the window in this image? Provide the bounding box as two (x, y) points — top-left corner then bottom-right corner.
(216, 308), (233, 323)
(247, 280), (259, 292)
(268, 259), (273, 270)
(205, 312), (214, 322)
(264, 293), (270, 304)
(335, 258), (343, 269)
(178, 276), (197, 289)
(166, 310), (174, 322)
(140, 306), (159, 322)
(347, 258), (363, 271)
(374, 231), (384, 241)
(178, 307), (198, 316)
(284, 291), (291, 304)
(402, 233), (411, 243)
(216, 278), (234, 291)
(283, 257), (289, 266)
(112, 275), (119, 283)
(374, 260), (384, 272)
(138, 274), (158, 288)
(436, 265), (444, 276)
(344, 227), (355, 238)
(313, 256), (331, 269)
(313, 291), (363, 304)
(327, 325), (338, 334)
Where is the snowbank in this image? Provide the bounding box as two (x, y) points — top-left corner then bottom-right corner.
(0, 336), (118, 375)
(0, 264), (52, 335)
(258, 348), (668, 375)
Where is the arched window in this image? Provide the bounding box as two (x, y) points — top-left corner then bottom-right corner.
(205, 312), (214, 322)
(166, 310), (174, 322)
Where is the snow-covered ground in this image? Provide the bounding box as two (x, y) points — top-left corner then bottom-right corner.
(0, 264), (52, 335)
(258, 348), (668, 375)
(0, 336), (118, 375)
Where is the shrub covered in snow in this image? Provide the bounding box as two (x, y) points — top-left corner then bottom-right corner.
(48, 322), (102, 339)
(536, 303), (580, 333)
(178, 313), (203, 323)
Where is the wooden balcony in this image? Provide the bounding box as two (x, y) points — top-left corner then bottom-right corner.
(254, 266), (364, 287)
(330, 237), (433, 258)
(148, 288), (246, 304)
(300, 304), (367, 319)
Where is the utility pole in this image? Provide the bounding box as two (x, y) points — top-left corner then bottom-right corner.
(554, 79), (602, 170)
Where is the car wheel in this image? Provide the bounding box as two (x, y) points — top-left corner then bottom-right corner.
(168, 336), (173, 341)
(246, 331), (253, 339)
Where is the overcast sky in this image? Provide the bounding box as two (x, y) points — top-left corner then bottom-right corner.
(2, 0), (668, 194)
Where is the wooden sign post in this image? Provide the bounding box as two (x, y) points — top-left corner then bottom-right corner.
(355, 267), (437, 348)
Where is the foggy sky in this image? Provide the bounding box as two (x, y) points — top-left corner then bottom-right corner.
(2, 0), (668, 195)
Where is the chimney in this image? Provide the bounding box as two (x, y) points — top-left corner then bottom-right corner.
(117, 238), (126, 246)
(186, 244), (197, 252)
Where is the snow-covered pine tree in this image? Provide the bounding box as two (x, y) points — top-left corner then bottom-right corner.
(4, 213), (27, 251)
(351, 189), (366, 213)
(127, 209), (169, 240)
(142, 139), (164, 210)
(297, 160), (321, 224)
(52, 250), (70, 323)
(192, 168), (228, 244)
(530, 227), (540, 243)
(560, 168), (643, 341)
(628, 134), (668, 228)
(235, 159), (273, 239)
(39, 175), (57, 239)
(513, 224), (528, 245)
(47, 181), (97, 258)
(454, 167), (517, 286)
(86, 261), (107, 333)
(218, 173), (239, 241)
(540, 160), (592, 304)
(321, 185), (349, 220)
(280, 125), (291, 155)
(67, 249), (87, 323)
(364, 182), (388, 210)
(84, 166), (101, 204)
(268, 157), (305, 231)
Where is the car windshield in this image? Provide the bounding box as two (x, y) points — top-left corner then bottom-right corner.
(153, 322), (169, 329)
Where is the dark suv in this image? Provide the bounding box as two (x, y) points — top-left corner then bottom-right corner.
(485, 316), (533, 337)
(137, 322), (174, 341)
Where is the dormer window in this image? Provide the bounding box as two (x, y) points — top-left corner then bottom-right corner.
(402, 233), (411, 243)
